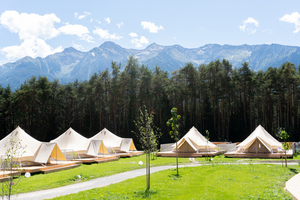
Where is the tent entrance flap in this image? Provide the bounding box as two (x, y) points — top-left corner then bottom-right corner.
(34, 143), (66, 164)
(50, 144), (66, 161)
(247, 137), (272, 153)
(175, 138), (198, 153)
(120, 138), (136, 152)
(98, 141), (109, 154)
(129, 140), (137, 151)
(87, 140), (102, 156)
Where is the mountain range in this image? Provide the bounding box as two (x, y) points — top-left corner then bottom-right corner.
(1, 41), (300, 90)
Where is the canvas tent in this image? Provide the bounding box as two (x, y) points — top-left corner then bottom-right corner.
(0, 126), (66, 164)
(175, 126), (217, 153)
(50, 127), (108, 158)
(236, 125), (282, 153)
(90, 128), (137, 153)
(34, 143), (66, 163)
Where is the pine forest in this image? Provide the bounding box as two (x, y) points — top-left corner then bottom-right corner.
(0, 56), (299, 146)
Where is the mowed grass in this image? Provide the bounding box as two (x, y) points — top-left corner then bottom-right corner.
(51, 164), (300, 200)
(195, 154), (298, 163)
(10, 154), (300, 195)
(12, 155), (192, 194)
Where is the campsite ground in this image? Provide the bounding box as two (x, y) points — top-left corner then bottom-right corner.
(49, 163), (300, 200)
(10, 154), (300, 197)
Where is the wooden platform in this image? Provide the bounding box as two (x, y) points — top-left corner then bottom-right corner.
(17, 161), (82, 174)
(0, 171), (22, 182)
(114, 151), (144, 158)
(75, 155), (120, 164)
(157, 150), (224, 158)
(224, 150), (293, 159)
(129, 151), (144, 156)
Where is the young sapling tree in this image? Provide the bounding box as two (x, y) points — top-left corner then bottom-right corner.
(280, 130), (290, 167)
(167, 107), (181, 176)
(1, 135), (26, 200)
(133, 106), (162, 190)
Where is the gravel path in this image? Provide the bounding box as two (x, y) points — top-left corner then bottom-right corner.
(14, 164), (200, 200)
(13, 162), (299, 200)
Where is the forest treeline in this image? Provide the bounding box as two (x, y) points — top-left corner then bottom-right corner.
(0, 56), (299, 146)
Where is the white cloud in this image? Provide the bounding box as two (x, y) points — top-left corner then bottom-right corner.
(117, 22), (124, 29)
(130, 36), (149, 48)
(72, 42), (85, 51)
(239, 24), (246, 32)
(239, 17), (259, 34)
(173, 36), (176, 40)
(75, 12), (91, 19)
(0, 10), (60, 40)
(59, 24), (94, 43)
(93, 27), (122, 40)
(0, 10), (63, 60)
(280, 12), (300, 33)
(90, 18), (101, 24)
(1, 38), (63, 60)
(141, 21), (163, 33)
(129, 32), (138, 37)
(104, 17), (111, 24)
(244, 17), (259, 27)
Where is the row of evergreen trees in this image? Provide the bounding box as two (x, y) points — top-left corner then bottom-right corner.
(0, 56), (299, 146)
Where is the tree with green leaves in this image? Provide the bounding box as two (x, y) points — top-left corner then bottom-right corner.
(133, 105), (161, 190)
(280, 130), (290, 167)
(1, 135), (26, 200)
(167, 107), (181, 176)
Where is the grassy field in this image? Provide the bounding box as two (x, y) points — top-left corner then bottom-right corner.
(12, 155), (191, 194)
(50, 164), (300, 200)
(8, 154), (300, 195)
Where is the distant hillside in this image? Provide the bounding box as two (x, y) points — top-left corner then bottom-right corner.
(1, 41), (300, 90)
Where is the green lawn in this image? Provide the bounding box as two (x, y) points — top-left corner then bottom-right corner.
(8, 154), (300, 195)
(51, 164), (300, 200)
(12, 155), (191, 194)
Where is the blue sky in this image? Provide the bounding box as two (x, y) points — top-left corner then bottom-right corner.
(0, 0), (300, 65)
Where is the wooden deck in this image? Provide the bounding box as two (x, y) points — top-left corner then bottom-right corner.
(17, 161), (82, 174)
(0, 171), (22, 182)
(75, 155), (120, 163)
(157, 150), (224, 158)
(0, 161), (81, 182)
(114, 151), (144, 158)
(224, 150), (293, 158)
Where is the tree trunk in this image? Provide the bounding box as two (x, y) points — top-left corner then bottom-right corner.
(146, 153), (150, 190)
(285, 150), (287, 167)
(176, 142), (178, 176)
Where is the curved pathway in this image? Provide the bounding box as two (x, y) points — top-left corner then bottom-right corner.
(14, 162), (299, 200)
(15, 164), (200, 200)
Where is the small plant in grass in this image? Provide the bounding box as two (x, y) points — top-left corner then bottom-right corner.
(0, 135), (26, 200)
(71, 152), (78, 160)
(205, 130), (210, 161)
(167, 107), (181, 176)
(280, 130), (290, 167)
(294, 150), (300, 158)
(133, 105), (162, 190)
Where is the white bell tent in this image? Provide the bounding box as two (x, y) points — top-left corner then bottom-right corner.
(90, 128), (137, 153)
(175, 126), (217, 153)
(0, 126), (66, 164)
(50, 127), (108, 158)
